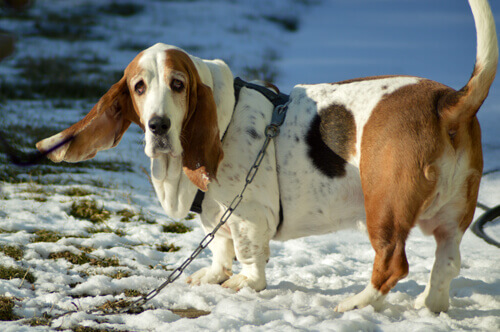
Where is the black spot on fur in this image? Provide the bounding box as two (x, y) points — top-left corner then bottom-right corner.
(246, 128), (261, 140)
(305, 104), (356, 178)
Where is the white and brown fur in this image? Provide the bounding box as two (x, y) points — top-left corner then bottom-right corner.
(37, 0), (497, 313)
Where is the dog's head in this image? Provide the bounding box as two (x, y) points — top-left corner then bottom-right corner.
(36, 43), (223, 191)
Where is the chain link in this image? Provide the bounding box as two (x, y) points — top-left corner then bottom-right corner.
(48, 102), (289, 319)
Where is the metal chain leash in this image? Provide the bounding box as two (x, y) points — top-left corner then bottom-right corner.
(48, 101), (290, 320)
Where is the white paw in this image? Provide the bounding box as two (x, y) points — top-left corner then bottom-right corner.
(221, 273), (266, 292)
(334, 284), (385, 312)
(186, 266), (232, 286)
(415, 290), (450, 312)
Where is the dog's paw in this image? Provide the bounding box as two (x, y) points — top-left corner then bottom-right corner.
(334, 295), (366, 313)
(415, 290), (450, 312)
(334, 285), (385, 313)
(221, 273), (266, 292)
(186, 266), (232, 286)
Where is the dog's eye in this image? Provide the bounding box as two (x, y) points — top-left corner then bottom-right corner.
(135, 80), (146, 95)
(171, 79), (184, 92)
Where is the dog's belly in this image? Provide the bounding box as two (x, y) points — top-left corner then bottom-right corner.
(274, 164), (367, 241)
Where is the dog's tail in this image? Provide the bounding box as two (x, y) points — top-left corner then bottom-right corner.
(440, 0), (498, 127)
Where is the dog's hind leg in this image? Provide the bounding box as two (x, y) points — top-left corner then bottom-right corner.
(336, 118), (438, 312)
(335, 191), (416, 312)
(414, 224), (463, 312)
(415, 173), (481, 312)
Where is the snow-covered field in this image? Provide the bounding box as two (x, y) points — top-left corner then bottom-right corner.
(0, 0), (499, 331)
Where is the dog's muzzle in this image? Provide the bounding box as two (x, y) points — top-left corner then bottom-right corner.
(146, 116), (173, 157)
(148, 116), (171, 136)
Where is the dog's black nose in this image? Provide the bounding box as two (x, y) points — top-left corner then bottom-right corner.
(148, 116), (171, 136)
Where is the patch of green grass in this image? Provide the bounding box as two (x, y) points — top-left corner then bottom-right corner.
(22, 184), (52, 202)
(86, 226), (126, 237)
(49, 251), (88, 265)
(184, 212), (196, 221)
(78, 246), (95, 254)
(117, 209), (136, 222)
(23, 183), (52, 195)
(0, 296), (17, 321)
(89, 160), (135, 173)
(49, 251), (120, 267)
(104, 270), (130, 280)
(116, 209), (155, 224)
(0, 265), (35, 283)
(156, 243), (180, 253)
(70, 200), (111, 223)
(162, 221), (192, 234)
(73, 326), (115, 332)
(124, 289), (143, 297)
(95, 299), (132, 314)
(26, 313), (52, 326)
(0, 244), (24, 260)
(0, 165), (77, 184)
(31, 230), (89, 243)
(31, 230), (63, 243)
(64, 187), (93, 197)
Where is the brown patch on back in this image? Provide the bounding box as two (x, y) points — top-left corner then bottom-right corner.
(318, 104), (357, 160)
(305, 104), (356, 178)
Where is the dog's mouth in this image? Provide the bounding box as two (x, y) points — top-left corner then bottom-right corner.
(145, 132), (180, 159)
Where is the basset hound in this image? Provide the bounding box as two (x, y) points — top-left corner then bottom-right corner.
(37, 0), (497, 313)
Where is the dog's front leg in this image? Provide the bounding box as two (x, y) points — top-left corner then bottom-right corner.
(221, 203), (273, 292)
(186, 234), (235, 286)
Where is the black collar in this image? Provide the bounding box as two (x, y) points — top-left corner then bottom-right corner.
(233, 77), (290, 109)
(189, 78), (290, 214)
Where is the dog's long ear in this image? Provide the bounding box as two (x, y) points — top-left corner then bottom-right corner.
(36, 76), (141, 162)
(181, 79), (223, 192)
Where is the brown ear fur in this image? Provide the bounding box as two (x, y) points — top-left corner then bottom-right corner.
(36, 76), (140, 162)
(181, 80), (223, 192)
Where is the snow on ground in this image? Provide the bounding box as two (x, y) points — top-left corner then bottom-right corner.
(0, 0), (499, 331)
